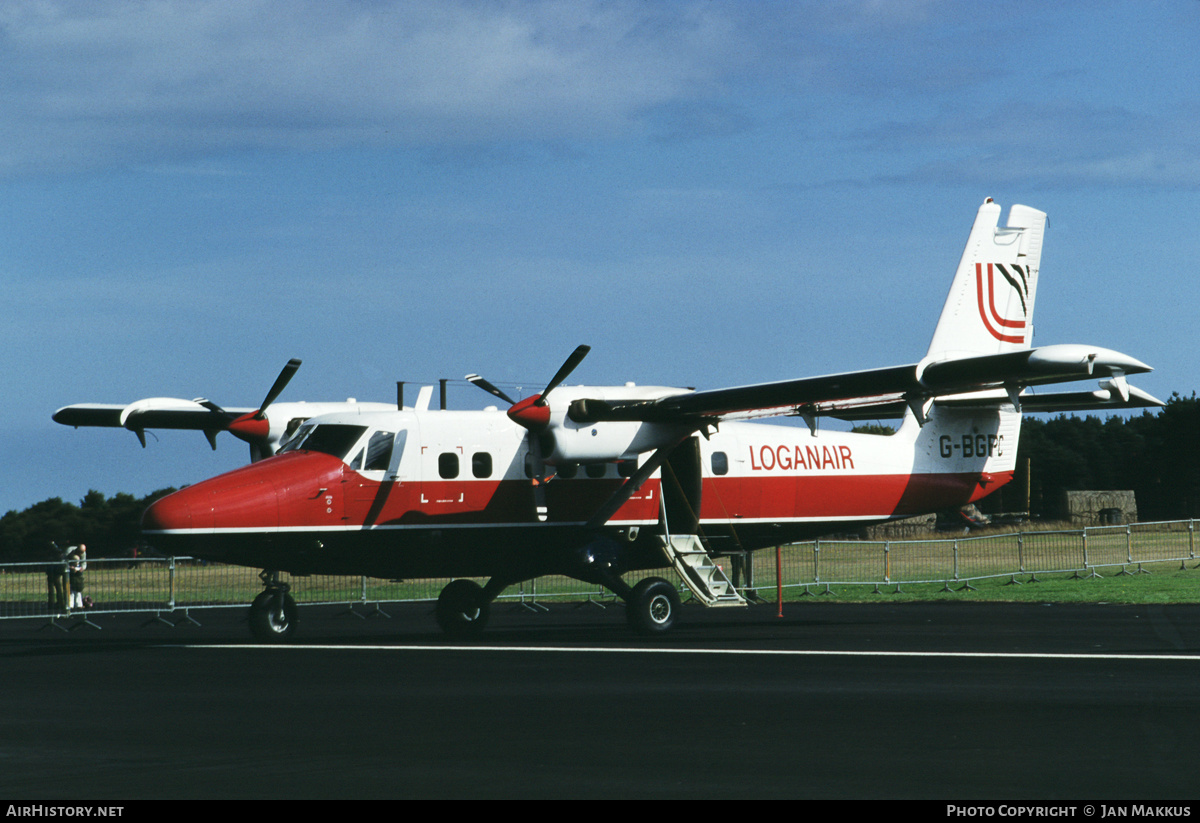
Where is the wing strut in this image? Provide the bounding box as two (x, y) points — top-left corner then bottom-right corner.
(584, 432), (695, 530)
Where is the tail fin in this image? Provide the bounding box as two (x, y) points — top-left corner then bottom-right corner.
(926, 199), (1046, 361)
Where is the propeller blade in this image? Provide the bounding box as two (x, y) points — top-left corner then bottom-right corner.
(255, 359), (302, 419)
(464, 374), (516, 406)
(538, 345), (590, 405)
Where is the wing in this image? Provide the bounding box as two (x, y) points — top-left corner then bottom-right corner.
(51, 404), (127, 428)
(53, 358), (303, 457)
(567, 344), (1161, 426)
(53, 398), (252, 447)
(53, 398), (253, 430)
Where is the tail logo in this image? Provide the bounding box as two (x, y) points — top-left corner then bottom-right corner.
(975, 262), (1030, 344)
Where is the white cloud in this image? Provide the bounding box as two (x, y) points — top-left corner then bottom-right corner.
(0, 0), (743, 174)
(849, 99), (1200, 190)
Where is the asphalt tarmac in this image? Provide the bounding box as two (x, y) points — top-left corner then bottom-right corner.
(3, 598), (1200, 800)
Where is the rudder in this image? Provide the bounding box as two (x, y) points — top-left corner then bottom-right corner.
(926, 199), (1046, 362)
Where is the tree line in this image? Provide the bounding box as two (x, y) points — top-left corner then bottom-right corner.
(0, 488), (176, 564)
(1007, 392), (1200, 522)
(1, 393), (1197, 562)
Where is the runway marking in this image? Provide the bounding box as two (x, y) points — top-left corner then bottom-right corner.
(163, 644), (1200, 661)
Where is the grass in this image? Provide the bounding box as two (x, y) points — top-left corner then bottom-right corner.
(763, 560), (1200, 605)
(3, 520), (1199, 618)
(0, 558), (613, 617)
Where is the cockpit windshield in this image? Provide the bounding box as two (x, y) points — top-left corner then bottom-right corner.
(279, 424), (367, 460)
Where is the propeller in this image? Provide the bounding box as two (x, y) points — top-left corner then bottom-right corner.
(224, 359), (303, 457)
(466, 345), (589, 431)
(255, 358), (303, 420)
(503, 345), (590, 431)
(463, 374), (517, 406)
(466, 346), (590, 521)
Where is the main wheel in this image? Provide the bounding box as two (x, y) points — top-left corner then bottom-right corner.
(435, 579), (490, 636)
(626, 577), (681, 635)
(248, 590), (298, 642)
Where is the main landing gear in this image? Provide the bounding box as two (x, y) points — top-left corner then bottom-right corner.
(435, 579), (491, 636)
(432, 573), (683, 637)
(625, 576), (681, 635)
(243, 570), (686, 640)
(433, 577), (520, 636)
(249, 570), (298, 643)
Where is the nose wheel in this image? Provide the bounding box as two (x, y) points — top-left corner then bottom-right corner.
(249, 571), (298, 642)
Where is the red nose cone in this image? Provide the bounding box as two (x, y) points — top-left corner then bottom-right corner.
(507, 395), (551, 429)
(142, 488), (198, 533)
(141, 459), (293, 534)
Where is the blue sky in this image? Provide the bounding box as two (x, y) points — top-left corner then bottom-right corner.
(3, 0), (1198, 514)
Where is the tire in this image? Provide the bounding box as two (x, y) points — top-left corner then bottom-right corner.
(626, 577), (681, 635)
(248, 590), (298, 642)
(435, 579), (490, 636)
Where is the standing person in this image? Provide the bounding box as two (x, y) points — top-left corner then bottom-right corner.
(67, 545), (87, 611)
(44, 543), (67, 612)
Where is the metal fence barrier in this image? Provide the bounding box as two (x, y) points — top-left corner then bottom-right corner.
(762, 519), (1196, 594)
(1, 519), (1196, 625)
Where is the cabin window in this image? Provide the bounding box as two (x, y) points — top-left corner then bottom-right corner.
(472, 452), (492, 478)
(585, 463), (608, 479)
(557, 463), (578, 479)
(711, 451), (729, 476)
(439, 452), (460, 479)
(618, 460), (638, 478)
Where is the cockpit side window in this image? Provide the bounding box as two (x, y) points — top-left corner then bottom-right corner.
(283, 417), (308, 443)
(365, 431), (395, 471)
(282, 423), (315, 451)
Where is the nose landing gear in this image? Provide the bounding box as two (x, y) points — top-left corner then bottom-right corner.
(249, 570), (298, 642)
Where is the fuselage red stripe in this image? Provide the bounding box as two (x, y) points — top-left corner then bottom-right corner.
(143, 465), (1009, 533)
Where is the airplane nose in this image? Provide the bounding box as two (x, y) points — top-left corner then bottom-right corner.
(141, 490), (196, 533)
(139, 452), (342, 560)
(141, 484), (214, 557)
(141, 471), (283, 537)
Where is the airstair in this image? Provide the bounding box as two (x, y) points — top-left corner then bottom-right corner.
(657, 534), (747, 607)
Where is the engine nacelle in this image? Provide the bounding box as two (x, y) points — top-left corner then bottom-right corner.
(539, 384), (694, 465)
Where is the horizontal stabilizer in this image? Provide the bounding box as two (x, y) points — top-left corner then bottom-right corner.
(947, 384), (1165, 414)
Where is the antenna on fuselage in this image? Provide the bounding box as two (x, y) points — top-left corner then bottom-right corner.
(415, 385), (434, 411)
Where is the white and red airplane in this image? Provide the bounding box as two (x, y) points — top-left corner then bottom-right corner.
(63, 200), (1162, 640)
